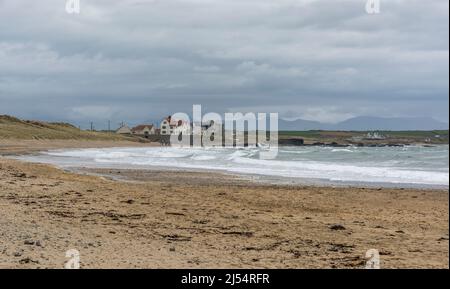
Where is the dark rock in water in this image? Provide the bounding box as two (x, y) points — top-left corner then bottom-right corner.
(279, 138), (304, 146)
(329, 224), (346, 231)
(329, 142), (348, 147)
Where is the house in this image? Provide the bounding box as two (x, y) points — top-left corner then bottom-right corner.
(131, 124), (156, 138)
(116, 124), (132, 134)
(160, 117), (172, 135)
(173, 119), (191, 135)
(365, 132), (385, 140)
(160, 116), (191, 135)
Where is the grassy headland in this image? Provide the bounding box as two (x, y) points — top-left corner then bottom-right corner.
(279, 130), (449, 145)
(0, 115), (137, 141)
(0, 115), (156, 155)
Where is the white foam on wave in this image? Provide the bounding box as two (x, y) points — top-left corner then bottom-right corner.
(229, 154), (448, 185)
(331, 149), (354, 153)
(32, 146), (450, 186)
(191, 155), (217, 161)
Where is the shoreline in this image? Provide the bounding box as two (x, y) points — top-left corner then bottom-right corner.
(64, 165), (449, 191)
(0, 140), (448, 268)
(9, 141), (449, 190)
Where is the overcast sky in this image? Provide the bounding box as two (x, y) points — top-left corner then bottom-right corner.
(0, 0), (448, 128)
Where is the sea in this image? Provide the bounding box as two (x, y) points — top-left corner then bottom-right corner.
(16, 145), (449, 189)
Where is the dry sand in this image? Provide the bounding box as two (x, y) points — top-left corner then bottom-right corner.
(0, 140), (448, 268)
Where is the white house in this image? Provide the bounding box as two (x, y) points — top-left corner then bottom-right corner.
(160, 117), (172, 135)
(131, 124), (156, 138)
(160, 116), (191, 136)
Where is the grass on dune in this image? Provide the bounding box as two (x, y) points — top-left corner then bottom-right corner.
(0, 115), (135, 141)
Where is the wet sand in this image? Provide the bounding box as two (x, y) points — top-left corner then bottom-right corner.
(0, 139), (157, 155)
(0, 141), (448, 268)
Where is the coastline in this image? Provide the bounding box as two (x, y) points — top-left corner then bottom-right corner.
(13, 142), (449, 190)
(65, 165), (449, 191)
(0, 141), (448, 268)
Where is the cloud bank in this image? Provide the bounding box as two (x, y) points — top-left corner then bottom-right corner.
(0, 0), (448, 128)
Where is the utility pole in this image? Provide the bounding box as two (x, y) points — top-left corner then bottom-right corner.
(108, 120), (111, 132)
(90, 122), (94, 131)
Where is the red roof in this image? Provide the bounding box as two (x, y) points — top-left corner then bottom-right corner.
(131, 124), (154, 133)
(163, 116), (189, 127)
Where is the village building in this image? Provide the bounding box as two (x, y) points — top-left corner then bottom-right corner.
(131, 124), (156, 138)
(116, 124), (132, 134)
(160, 117), (172, 135)
(160, 116), (191, 136)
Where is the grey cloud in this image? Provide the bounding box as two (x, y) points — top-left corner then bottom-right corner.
(0, 0), (448, 129)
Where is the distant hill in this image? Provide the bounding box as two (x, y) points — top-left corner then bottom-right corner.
(279, 119), (324, 131)
(334, 116), (449, 131)
(280, 116), (449, 131)
(0, 115), (137, 141)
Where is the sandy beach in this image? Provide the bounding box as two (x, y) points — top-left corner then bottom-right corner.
(0, 140), (448, 269)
